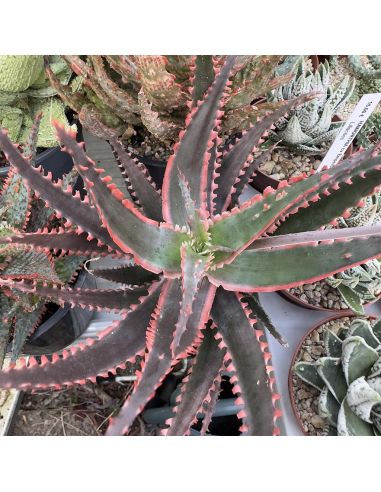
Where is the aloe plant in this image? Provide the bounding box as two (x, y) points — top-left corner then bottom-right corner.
(294, 318), (381, 436)
(2, 57), (381, 435)
(46, 55), (297, 142)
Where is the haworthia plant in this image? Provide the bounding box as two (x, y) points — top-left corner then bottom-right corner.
(2, 57), (381, 435)
(294, 318), (381, 435)
(269, 59), (355, 154)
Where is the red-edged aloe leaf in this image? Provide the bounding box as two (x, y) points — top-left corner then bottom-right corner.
(276, 147), (381, 235)
(0, 279), (149, 313)
(0, 168), (31, 229)
(1, 249), (59, 283)
(200, 372), (222, 435)
(106, 279), (182, 436)
(213, 94), (319, 214)
(212, 289), (279, 435)
(109, 137), (163, 222)
(55, 124), (187, 274)
(165, 325), (226, 436)
(192, 56), (216, 106)
(178, 172), (209, 241)
(23, 113), (42, 163)
(0, 229), (110, 257)
(162, 56), (236, 226)
(209, 154), (381, 265)
(11, 302), (46, 362)
(208, 224), (381, 292)
(171, 243), (210, 355)
(174, 277), (216, 358)
(91, 263), (159, 286)
(241, 293), (287, 346)
(0, 129), (117, 251)
(0, 281), (162, 389)
(54, 255), (85, 284)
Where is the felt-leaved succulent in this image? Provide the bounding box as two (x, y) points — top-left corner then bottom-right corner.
(2, 57), (381, 435)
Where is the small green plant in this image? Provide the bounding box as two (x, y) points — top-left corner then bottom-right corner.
(294, 317), (381, 436)
(0, 55), (73, 147)
(269, 59), (355, 154)
(326, 192), (381, 314)
(1, 57), (381, 435)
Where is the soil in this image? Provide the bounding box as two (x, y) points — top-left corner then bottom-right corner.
(125, 127), (171, 161)
(290, 316), (354, 436)
(9, 379), (158, 436)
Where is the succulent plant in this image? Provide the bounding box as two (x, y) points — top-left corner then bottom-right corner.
(0, 55), (73, 147)
(326, 191), (381, 314)
(45, 55), (298, 143)
(0, 116), (92, 367)
(294, 317), (381, 436)
(269, 59), (355, 155)
(2, 57), (381, 436)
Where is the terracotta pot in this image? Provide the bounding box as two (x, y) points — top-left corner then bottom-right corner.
(288, 313), (375, 435)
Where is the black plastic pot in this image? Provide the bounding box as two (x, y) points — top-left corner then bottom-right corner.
(22, 270), (96, 355)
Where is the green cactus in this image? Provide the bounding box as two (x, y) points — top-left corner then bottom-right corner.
(269, 59), (355, 155)
(294, 318), (381, 436)
(0, 56), (73, 147)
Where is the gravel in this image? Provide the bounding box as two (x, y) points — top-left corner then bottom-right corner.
(126, 129), (171, 161)
(291, 317), (354, 436)
(288, 280), (349, 310)
(258, 148), (322, 181)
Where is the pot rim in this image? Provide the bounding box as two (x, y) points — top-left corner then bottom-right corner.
(288, 312), (376, 435)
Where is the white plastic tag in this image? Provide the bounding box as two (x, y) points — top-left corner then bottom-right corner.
(317, 93), (381, 171)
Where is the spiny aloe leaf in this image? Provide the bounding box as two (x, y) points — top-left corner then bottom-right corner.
(0, 230), (110, 257)
(347, 376), (381, 423)
(275, 147), (381, 235)
(337, 397), (374, 436)
(347, 319), (380, 349)
(0, 281), (162, 389)
(208, 224), (381, 292)
(209, 153), (381, 259)
(211, 289), (278, 435)
(293, 362), (325, 391)
(342, 336), (379, 385)
(192, 56), (215, 106)
(109, 137), (163, 222)
(90, 263), (159, 286)
(199, 373), (222, 435)
(162, 56), (236, 226)
(54, 255), (85, 284)
(336, 284), (364, 316)
(1, 279), (149, 313)
(165, 326), (226, 436)
(213, 93), (318, 214)
(172, 243), (210, 355)
(318, 386), (340, 427)
(174, 278), (216, 358)
(0, 128), (117, 250)
(324, 329), (343, 358)
(316, 357), (347, 403)
(106, 279), (182, 436)
(55, 123), (187, 274)
(240, 292), (287, 346)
